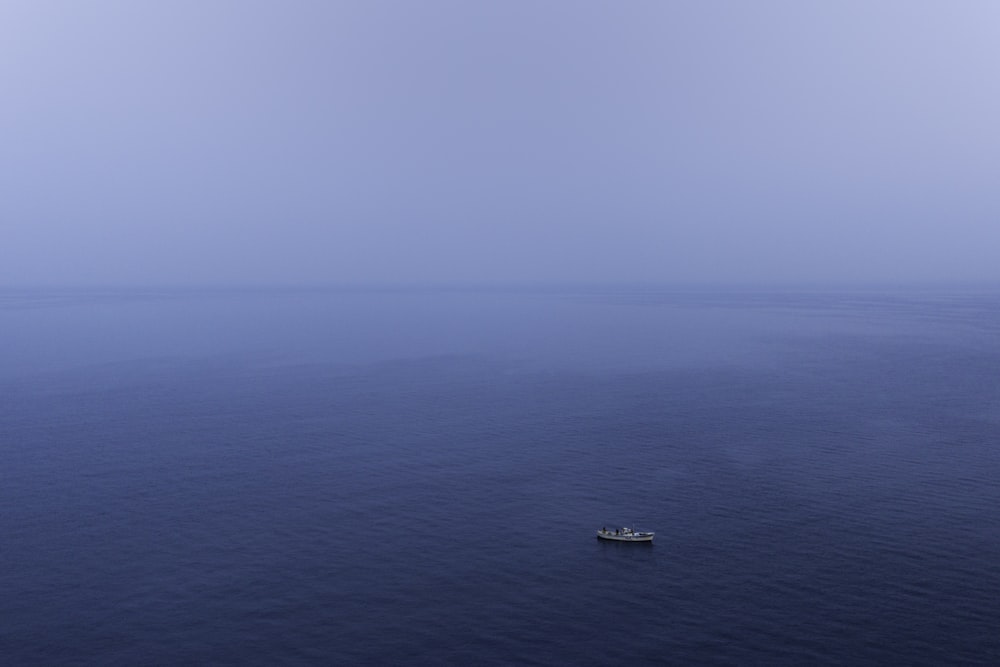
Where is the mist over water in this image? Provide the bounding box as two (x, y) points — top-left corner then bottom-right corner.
(6, 284), (991, 381)
(3, 286), (1000, 664)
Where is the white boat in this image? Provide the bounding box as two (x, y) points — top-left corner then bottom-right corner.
(597, 526), (654, 542)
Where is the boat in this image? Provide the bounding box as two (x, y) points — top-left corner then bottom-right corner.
(597, 526), (654, 542)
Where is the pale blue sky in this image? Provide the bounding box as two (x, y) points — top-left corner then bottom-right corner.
(3, 1), (999, 286)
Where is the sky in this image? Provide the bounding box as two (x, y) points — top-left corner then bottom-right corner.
(2, 1), (999, 286)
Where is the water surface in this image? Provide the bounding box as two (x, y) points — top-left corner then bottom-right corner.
(2, 286), (999, 664)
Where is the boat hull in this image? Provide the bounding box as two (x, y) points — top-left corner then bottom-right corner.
(596, 530), (654, 542)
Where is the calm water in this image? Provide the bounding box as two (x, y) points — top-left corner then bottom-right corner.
(2, 286), (999, 665)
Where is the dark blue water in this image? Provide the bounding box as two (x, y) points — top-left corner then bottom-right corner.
(3, 287), (1000, 664)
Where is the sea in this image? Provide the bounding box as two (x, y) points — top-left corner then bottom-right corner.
(2, 285), (999, 665)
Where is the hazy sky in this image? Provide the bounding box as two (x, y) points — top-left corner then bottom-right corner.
(3, 1), (998, 286)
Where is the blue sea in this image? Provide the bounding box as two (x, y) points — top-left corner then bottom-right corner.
(3, 286), (999, 665)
